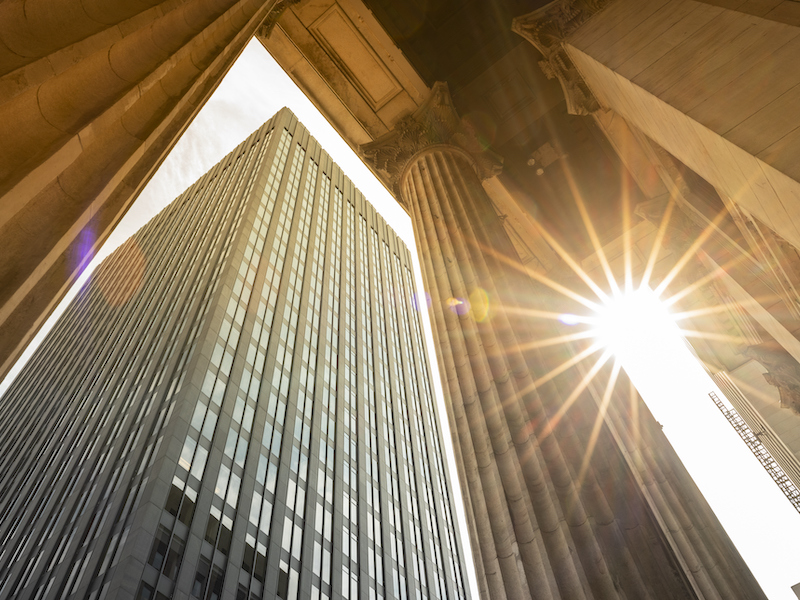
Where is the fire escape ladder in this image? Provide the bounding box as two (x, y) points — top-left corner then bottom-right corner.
(709, 391), (800, 513)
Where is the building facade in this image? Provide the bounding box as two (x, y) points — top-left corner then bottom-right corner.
(0, 110), (469, 600)
(4, 0), (800, 598)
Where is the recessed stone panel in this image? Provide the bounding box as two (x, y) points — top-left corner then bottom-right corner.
(309, 4), (401, 111)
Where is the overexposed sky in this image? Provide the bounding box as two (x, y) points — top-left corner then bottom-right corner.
(2, 38), (799, 599)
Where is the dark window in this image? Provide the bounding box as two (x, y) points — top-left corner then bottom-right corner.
(277, 569), (289, 599)
(218, 522), (232, 555)
(165, 484), (182, 516)
(136, 582), (155, 600)
(179, 494), (196, 525)
(242, 542), (255, 574)
(163, 535), (185, 580)
(205, 514), (219, 545)
(191, 558), (211, 598)
(254, 549), (267, 582)
(207, 566), (225, 600)
(148, 526), (170, 571)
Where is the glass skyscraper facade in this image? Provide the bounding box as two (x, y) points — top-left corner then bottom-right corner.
(0, 109), (469, 600)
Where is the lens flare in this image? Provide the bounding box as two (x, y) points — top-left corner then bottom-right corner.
(413, 291), (432, 311)
(469, 288), (491, 322)
(559, 313), (581, 326)
(97, 239), (147, 307)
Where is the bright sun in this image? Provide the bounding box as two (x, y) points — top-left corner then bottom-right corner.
(592, 287), (681, 360)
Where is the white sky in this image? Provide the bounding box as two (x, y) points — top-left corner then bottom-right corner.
(2, 38), (799, 599)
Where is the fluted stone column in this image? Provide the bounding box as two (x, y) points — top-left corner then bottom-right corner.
(0, 0), (296, 382)
(363, 83), (766, 599)
(514, 0), (800, 260)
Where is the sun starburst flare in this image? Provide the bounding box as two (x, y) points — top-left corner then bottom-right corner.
(458, 160), (752, 491)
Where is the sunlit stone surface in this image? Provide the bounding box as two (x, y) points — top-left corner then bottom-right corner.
(4, 0), (800, 596)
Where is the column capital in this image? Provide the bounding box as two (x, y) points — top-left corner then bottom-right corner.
(512, 0), (611, 116)
(360, 82), (502, 200)
(745, 343), (800, 416)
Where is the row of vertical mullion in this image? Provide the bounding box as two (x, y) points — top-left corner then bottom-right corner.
(173, 127), (297, 598)
(303, 164), (340, 600)
(400, 263), (466, 599)
(392, 251), (451, 600)
(6, 161), (233, 599)
(355, 202), (382, 600)
(263, 134), (317, 599)
(88, 132), (268, 600)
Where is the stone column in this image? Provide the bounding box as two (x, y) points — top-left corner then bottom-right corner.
(515, 0), (800, 254)
(362, 82), (766, 600)
(0, 0), (296, 383)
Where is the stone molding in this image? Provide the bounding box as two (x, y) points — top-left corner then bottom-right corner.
(258, 0), (301, 38)
(635, 197), (757, 348)
(360, 82), (502, 200)
(512, 0), (611, 116)
(726, 200), (800, 319)
(745, 344), (800, 417)
(634, 197), (703, 257)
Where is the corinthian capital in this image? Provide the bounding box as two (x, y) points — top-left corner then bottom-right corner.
(745, 344), (800, 416)
(512, 0), (611, 116)
(360, 82), (502, 200)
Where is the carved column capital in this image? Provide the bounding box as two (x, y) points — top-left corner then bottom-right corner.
(512, 0), (612, 116)
(745, 344), (800, 416)
(360, 82), (502, 202)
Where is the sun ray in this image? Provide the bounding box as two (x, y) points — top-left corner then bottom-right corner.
(532, 341), (605, 389)
(572, 186), (621, 297)
(522, 270), (604, 312)
(640, 199), (676, 291)
(628, 377), (640, 457)
(512, 329), (600, 352)
(502, 306), (599, 325)
(662, 259), (729, 308)
(622, 179), (634, 295)
(575, 359), (622, 497)
(661, 251), (780, 311)
(679, 329), (748, 345)
(538, 349), (614, 441)
(653, 209), (730, 298)
(463, 233), (605, 312)
(671, 302), (760, 322)
(518, 213), (610, 303)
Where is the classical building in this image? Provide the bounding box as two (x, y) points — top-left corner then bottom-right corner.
(0, 111), (469, 600)
(4, 0), (800, 597)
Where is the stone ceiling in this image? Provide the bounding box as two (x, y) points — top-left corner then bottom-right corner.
(361, 0), (549, 92)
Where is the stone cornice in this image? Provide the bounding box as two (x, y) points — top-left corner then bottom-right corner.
(360, 82), (502, 200)
(257, 0), (301, 38)
(512, 0), (611, 116)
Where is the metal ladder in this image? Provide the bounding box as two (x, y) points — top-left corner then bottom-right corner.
(709, 391), (800, 514)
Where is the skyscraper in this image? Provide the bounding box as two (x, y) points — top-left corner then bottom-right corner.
(0, 109), (469, 600)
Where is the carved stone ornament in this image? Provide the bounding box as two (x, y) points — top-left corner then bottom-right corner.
(257, 0), (300, 38)
(360, 82), (503, 200)
(745, 344), (800, 416)
(512, 0), (612, 116)
(634, 198), (704, 258)
(635, 198), (755, 349)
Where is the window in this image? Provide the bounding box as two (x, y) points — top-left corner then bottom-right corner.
(148, 526), (170, 571)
